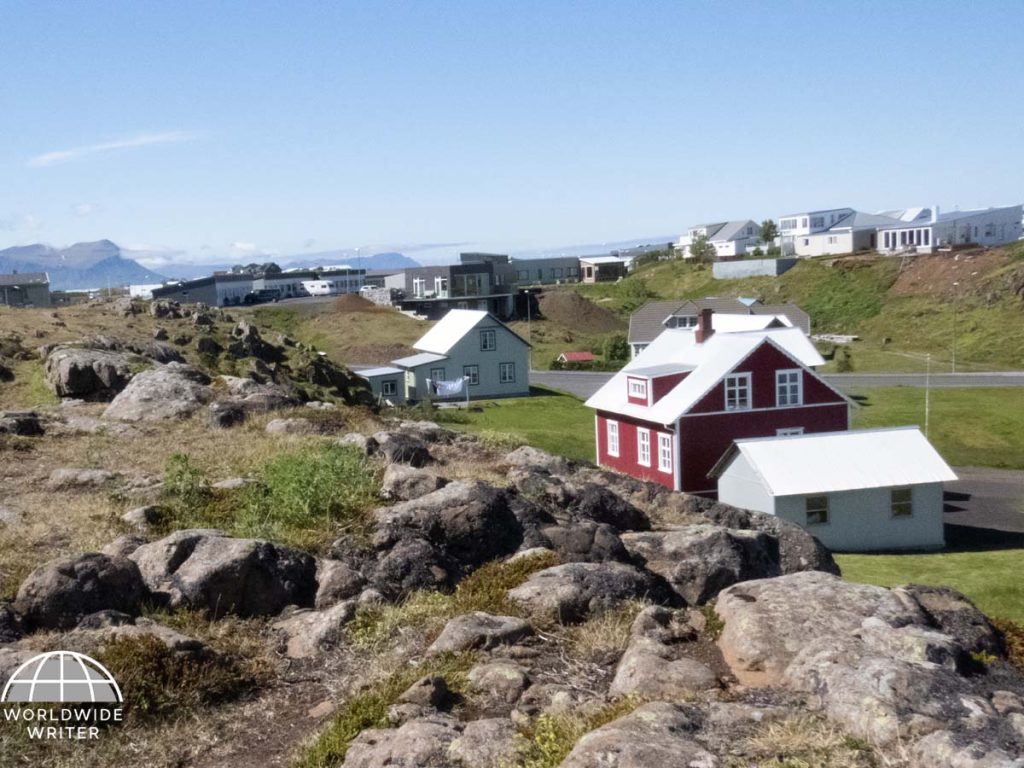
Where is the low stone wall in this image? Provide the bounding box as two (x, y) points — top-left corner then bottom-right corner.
(713, 257), (797, 279)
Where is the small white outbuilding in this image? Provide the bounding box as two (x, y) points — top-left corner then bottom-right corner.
(710, 427), (957, 552)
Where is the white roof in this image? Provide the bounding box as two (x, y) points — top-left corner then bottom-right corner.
(671, 313), (791, 333)
(413, 309), (489, 354)
(585, 326), (827, 424)
(356, 366), (404, 378)
(714, 427), (957, 496)
(580, 256), (628, 265)
(392, 352), (448, 368)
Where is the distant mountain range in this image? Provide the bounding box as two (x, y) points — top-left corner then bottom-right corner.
(0, 240), (166, 291)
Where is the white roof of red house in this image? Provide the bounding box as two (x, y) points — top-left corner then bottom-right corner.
(710, 427), (957, 496)
(560, 351), (596, 362)
(584, 326), (825, 425)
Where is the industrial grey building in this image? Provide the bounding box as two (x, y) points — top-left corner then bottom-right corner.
(0, 272), (51, 308)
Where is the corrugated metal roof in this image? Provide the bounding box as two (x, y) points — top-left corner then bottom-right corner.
(585, 326), (827, 424)
(0, 272), (48, 286)
(713, 427), (957, 496)
(356, 366), (405, 378)
(392, 352), (449, 368)
(413, 309), (489, 354)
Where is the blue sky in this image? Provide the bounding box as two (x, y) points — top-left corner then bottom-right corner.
(1, 0), (1022, 267)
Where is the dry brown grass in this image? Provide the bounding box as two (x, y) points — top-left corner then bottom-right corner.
(559, 601), (647, 661)
(731, 715), (899, 768)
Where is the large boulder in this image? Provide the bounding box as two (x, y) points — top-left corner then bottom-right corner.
(129, 529), (317, 616)
(372, 431), (434, 468)
(216, 375), (298, 412)
(901, 583), (1005, 659)
(508, 562), (669, 623)
(227, 321), (282, 362)
(608, 606), (718, 698)
(560, 702), (715, 768)
(46, 467), (118, 491)
(621, 524), (780, 605)
(0, 411), (44, 436)
(272, 601), (357, 658)
(539, 522), (630, 563)
(14, 554), (147, 630)
(427, 612), (533, 654)
(43, 346), (137, 400)
(103, 363), (213, 421)
(372, 482), (524, 595)
(381, 464), (448, 502)
(343, 715), (462, 768)
(447, 718), (519, 768)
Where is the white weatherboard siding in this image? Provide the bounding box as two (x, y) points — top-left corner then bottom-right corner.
(774, 484), (945, 552)
(715, 451), (776, 514)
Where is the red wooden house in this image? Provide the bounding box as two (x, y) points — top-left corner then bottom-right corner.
(584, 310), (850, 494)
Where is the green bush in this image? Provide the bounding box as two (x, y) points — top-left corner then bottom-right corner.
(602, 334), (629, 362)
(164, 452), (210, 510)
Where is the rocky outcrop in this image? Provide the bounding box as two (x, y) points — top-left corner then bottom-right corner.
(508, 562), (669, 622)
(427, 613), (533, 654)
(272, 601), (357, 658)
(129, 529), (317, 616)
(44, 346), (137, 400)
(622, 524), (779, 604)
(381, 464), (448, 501)
(0, 411), (44, 436)
(372, 431), (434, 468)
(14, 554), (147, 630)
(343, 715), (462, 768)
(103, 363), (213, 421)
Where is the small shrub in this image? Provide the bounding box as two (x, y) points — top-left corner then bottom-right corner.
(993, 617), (1024, 669)
(164, 452), (210, 509)
(96, 634), (268, 721)
(515, 697), (640, 768)
(477, 429), (526, 452)
(970, 649), (999, 666)
(733, 714), (880, 768)
(835, 345), (854, 372)
(562, 601), (647, 660)
(700, 603), (725, 639)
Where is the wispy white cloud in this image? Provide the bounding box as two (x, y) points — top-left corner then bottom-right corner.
(27, 131), (199, 168)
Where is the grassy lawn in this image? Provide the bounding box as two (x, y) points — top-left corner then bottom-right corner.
(837, 550), (1024, 623)
(449, 386), (596, 462)
(850, 387), (1024, 469)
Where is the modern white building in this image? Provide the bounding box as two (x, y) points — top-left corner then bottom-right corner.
(357, 309), (530, 403)
(877, 205), (1023, 254)
(787, 211), (908, 256)
(711, 427), (956, 551)
(778, 208), (854, 256)
(676, 220), (761, 259)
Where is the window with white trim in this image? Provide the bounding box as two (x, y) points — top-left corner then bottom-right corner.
(606, 420), (619, 457)
(637, 428), (651, 467)
(628, 378), (648, 400)
(480, 329), (496, 351)
(775, 369), (803, 406)
(463, 365), (479, 386)
(381, 379), (398, 396)
(725, 373), (752, 411)
(891, 488), (913, 518)
(499, 362), (515, 383)
(776, 427), (804, 436)
(806, 496), (829, 525)
(657, 433), (672, 473)
(430, 367), (446, 382)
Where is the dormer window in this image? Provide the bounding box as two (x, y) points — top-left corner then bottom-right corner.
(628, 378), (648, 399)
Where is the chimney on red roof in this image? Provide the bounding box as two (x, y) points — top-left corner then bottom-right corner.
(695, 308), (714, 344)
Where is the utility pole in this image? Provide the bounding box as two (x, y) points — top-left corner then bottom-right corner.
(526, 289), (533, 372)
(951, 281), (959, 373)
(925, 353), (931, 437)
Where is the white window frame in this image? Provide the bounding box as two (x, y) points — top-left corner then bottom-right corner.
(606, 420), (619, 457)
(657, 432), (672, 474)
(776, 427), (804, 436)
(775, 369), (803, 407)
(499, 362), (515, 383)
(805, 495), (829, 526)
(463, 365), (479, 386)
(480, 329), (496, 351)
(724, 372), (752, 411)
(381, 379), (398, 396)
(627, 377), (648, 400)
(891, 487), (913, 518)
(637, 427), (651, 467)
(429, 367), (446, 382)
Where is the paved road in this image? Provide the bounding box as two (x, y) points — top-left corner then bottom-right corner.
(531, 370), (1024, 400)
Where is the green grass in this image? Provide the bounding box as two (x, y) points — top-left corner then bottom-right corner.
(454, 387), (596, 462)
(850, 387), (1024, 469)
(837, 550), (1024, 623)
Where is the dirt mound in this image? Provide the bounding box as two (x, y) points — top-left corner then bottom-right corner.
(332, 294), (377, 312)
(890, 249), (1010, 299)
(538, 291), (626, 334)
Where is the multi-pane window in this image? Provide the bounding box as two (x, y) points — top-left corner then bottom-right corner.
(806, 496), (829, 526)
(607, 421), (619, 457)
(480, 329), (496, 351)
(637, 428), (651, 467)
(430, 367), (446, 382)
(657, 433), (672, 474)
(381, 379), (398, 396)
(725, 373), (752, 411)
(776, 369), (802, 406)
(891, 488), (913, 517)
(627, 378), (648, 400)
(499, 362), (515, 383)
(463, 365), (479, 386)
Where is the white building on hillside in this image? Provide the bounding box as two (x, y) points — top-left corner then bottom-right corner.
(778, 208), (854, 256)
(877, 205), (1023, 254)
(711, 427), (956, 551)
(790, 211), (909, 256)
(676, 220), (761, 259)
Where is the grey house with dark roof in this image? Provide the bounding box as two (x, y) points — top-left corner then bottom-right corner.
(0, 272), (50, 308)
(627, 297), (810, 357)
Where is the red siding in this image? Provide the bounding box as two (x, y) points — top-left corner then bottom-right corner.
(626, 377), (649, 406)
(596, 411), (674, 489)
(690, 342), (846, 414)
(651, 372), (689, 403)
(679, 403), (849, 493)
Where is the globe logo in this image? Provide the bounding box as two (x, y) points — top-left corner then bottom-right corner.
(1, 652), (122, 704)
